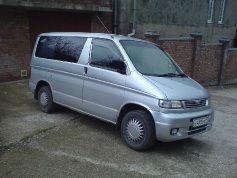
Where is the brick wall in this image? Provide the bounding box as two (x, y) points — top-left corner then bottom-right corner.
(158, 38), (194, 77)
(145, 32), (237, 86)
(224, 49), (237, 83)
(0, 2), (113, 82)
(1, 2), (236, 85)
(0, 7), (31, 82)
(197, 45), (222, 85)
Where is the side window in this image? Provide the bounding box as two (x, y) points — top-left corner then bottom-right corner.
(35, 36), (57, 59)
(90, 39), (122, 69)
(35, 36), (87, 63)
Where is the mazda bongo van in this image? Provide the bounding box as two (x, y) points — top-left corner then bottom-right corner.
(29, 32), (214, 151)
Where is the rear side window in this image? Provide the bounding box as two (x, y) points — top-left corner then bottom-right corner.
(35, 36), (87, 63)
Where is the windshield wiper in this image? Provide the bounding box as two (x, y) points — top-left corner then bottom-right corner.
(157, 73), (187, 78)
(177, 73), (188, 77)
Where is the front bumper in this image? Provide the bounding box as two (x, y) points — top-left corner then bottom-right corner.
(153, 108), (214, 142)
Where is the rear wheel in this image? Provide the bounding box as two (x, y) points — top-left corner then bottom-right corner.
(121, 110), (156, 151)
(38, 86), (56, 113)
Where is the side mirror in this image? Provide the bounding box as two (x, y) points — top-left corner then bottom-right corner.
(110, 60), (126, 74)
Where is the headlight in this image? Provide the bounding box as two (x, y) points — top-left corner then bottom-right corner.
(207, 98), (211, 106)
(159, 100), (183, 109)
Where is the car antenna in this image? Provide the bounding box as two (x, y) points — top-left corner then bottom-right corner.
(97, 16), (110, 34)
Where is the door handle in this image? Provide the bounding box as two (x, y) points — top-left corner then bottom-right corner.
(84, 67), (88, 75)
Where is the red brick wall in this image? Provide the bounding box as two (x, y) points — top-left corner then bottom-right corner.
(196, 45), (222, 85)
(146, 34), (237, 86)
(0, 7), (31, 82)
(0, 3), (113, 82)
(225, 49), (237, 82)
(158, 38), (194, 77)
(1, 2), (236, 85)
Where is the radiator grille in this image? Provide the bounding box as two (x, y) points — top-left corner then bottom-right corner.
(184, 99), (207, 109)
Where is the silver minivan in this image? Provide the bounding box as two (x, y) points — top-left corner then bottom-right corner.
(29, 32), (214, 151)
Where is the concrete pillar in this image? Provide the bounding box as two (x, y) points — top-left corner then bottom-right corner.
(190, 32), (203, 78)
(219, 38), (230, 86)
(144, 31), (160, 44)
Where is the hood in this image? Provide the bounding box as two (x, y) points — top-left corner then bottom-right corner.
(144, 76), (209, 100)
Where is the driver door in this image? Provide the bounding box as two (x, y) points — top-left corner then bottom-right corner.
(82, 38), (127, 123)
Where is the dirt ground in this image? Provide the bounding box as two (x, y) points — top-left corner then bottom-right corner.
(0, 80), (237, 178)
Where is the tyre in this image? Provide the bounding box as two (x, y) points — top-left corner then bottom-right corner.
(38, 86), (56, 113)
(121, 110), (156, 151)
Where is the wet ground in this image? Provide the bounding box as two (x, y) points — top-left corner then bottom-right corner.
(0, 80), (237, 177)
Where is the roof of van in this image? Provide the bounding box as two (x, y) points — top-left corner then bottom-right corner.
(38, 32), (145, 42)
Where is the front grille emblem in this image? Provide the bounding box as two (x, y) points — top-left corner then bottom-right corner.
(195, 100), (201, 104)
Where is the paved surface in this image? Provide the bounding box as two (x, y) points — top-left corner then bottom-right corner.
(0, 80), (237, 178)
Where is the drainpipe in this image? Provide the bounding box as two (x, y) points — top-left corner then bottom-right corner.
(128, 0), (137, 37)
(113, 0), (118, 34)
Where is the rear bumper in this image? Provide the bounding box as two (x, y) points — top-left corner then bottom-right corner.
(153, 108), (214, 142)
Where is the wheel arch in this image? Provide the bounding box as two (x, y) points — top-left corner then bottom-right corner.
(34, 80), (51, 100)
(116, 103), (154, 130)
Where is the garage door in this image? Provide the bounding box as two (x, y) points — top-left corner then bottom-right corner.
(28, 11), (91, 51)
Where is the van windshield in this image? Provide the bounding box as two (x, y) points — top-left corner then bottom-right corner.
(120, 40), (185, 77)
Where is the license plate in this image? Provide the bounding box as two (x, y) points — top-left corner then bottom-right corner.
(193, 116), (208, 128)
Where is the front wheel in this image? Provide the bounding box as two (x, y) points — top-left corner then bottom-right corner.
(38, 86), (56, 113)
(121, 110), (156, 151)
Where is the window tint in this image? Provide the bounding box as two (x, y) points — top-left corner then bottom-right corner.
(90, 39), (122, 69)
(35, 36), (87, 63)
